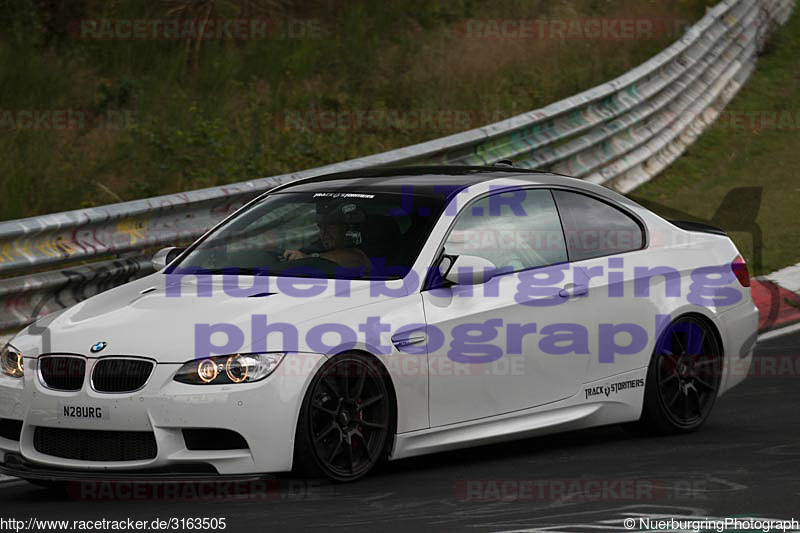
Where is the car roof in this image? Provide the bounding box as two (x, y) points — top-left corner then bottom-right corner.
(269, 165), (578, 200)
(266, 165), (645, 214)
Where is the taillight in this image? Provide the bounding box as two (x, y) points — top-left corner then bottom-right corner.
(731, 255), (751, 287)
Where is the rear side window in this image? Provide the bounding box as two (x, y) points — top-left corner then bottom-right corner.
(445, 188), (567, 272)
(552, 190), (644, 262)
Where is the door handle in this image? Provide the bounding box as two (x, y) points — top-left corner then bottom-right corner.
(391, 333), (427, 349)
(558, 283), (588, 298)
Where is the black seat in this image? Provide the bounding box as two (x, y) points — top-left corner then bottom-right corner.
(365, 215), (404, 267)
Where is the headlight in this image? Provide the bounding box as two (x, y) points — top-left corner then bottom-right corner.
(1, 344), (24, 378)
(173, 353), (286, 385)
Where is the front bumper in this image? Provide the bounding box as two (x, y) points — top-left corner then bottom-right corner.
(0, 452), (269, 482)
(0, 353), (326, 477)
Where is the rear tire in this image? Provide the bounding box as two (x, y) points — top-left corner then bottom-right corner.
(637, 315), (723, 435)
(293, 353), (394, 482)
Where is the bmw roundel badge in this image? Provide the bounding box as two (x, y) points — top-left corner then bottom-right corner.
(90, 341), (107, 353)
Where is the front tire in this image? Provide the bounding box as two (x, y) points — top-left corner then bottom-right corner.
(637, 316), (723, 435)
(293, 354), (393, 482)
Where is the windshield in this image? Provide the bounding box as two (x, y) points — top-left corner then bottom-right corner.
(173, 191), (445, 279)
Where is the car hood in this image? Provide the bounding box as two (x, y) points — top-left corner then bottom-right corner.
(12, 273), (407, 362)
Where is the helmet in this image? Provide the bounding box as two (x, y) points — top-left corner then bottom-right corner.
(316, 201), (367, 247)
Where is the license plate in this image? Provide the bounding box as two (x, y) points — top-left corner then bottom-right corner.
(58, 404), (109, 420)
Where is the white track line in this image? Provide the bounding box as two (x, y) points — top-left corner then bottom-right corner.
(766, 263), (800, 294)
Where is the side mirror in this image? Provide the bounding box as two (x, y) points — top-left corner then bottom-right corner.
(152, 247), (184, 271)
(444, 254), (497, 285)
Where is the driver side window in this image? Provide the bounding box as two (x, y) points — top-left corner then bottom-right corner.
(445, 188), (567, 272)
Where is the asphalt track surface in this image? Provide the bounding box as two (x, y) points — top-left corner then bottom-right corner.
(1, 330), (798, 532)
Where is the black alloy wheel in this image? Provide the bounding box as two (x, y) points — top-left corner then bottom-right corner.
(294, 354), (392, 482)
(638, 316), (723, 434)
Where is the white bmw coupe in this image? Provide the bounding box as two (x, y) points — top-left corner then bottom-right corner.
(0, 166), (758, 482)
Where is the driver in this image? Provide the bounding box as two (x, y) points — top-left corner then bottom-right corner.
(282, 201), (370, 270)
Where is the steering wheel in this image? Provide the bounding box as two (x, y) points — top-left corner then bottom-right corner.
(261, 249), (286, 263)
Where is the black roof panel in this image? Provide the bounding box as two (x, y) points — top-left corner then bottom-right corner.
(271, 165), (558, 200)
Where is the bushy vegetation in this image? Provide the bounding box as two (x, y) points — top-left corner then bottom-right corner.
(0, 0), (712, 220)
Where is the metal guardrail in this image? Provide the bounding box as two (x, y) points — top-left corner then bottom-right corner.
(0, 0), (793, 332)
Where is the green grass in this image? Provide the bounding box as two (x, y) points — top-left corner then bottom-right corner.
(0, 0), (712, 221)
(631, 8), (800, 275)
